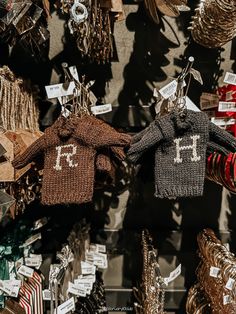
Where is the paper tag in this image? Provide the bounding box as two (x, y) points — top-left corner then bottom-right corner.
(96, 244), (106, 253)
(43, 289), (55, 301)
(226, 278), (235, 290)
(1, 280), (21, 297)
(223, 295), (232, 305)
(33, 217), (48, 230)
(45, 82), (76, 99)
(21, 233), (42, 247)
(185, 96), (200, 112)
(81, 261), (96, 275)
(18, 265), (34, 278)
(88, 245), (98, 253)
(211, 117), (236, 126)
(164, 264), (181, 285)
(25, 255), (42, 268)
(91, 104), (112, 115)
(99, 259), (108, 269)
(159, 80), (178, 99)
(69, 66), (79, 81)
(74, 280), (93, 290)
(190, 68), (203, 85)
(209, 266), (220, 278)
(54, 297), (75, 314)
(200, 93), (219, 110)
(224, 72), (236, 86)
(77, 275), (96, 284)
(67, 282), (86, 297)
(168, 264), (181, 283)
(218, 101), (236, 112)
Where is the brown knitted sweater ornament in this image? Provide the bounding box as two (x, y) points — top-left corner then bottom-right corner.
(12, 115), (131, 205)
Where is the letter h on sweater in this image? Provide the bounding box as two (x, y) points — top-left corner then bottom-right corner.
(174, 135), (201, 164)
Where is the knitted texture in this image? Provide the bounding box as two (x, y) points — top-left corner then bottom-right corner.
(128, 110), (210, 198)
(12, 115), (131, 205)
(128, 109), (236, 198)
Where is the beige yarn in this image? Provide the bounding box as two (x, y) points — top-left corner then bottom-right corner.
(0, 66), (39, 131)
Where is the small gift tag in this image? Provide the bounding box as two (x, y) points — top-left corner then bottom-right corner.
(224, 72), (236, 86)
(200, 93), (219, 110)
(54, 297), (75, 314)
(45, 82), (76, 99)
(25, 255), (42, 268)
(21, 233), (41, 247)
(18, 265), (34, 278)
(223, 295), (232, 305)
(218, 101), (236, 112)
(96, 244), (106, 253)
(42, 289), (55, 301)
(209, 266), (220, 278)
(67, 282), (87, 297)
(225, 278), (235, 290)
(189, 68), (203, 85)
(81, 261), (96, 275)
(159, 80), (178, 99)
(164, 264), (181, 285)
(91, 104), (112, 115)
(77, 275), (96, 284)
(211, 117), (236, 127)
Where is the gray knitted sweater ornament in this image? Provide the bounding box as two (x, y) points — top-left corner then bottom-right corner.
(127, 109), (236, 199)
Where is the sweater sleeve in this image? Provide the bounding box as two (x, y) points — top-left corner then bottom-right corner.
(12, 135), (45, 169)
(127, 121), (163, 163)
(209, 122), (236, 152)
(96, 151), (112, 172)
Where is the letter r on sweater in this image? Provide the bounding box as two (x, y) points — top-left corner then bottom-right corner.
(174, 135), (201, 164)
(53, 144), (78, 171)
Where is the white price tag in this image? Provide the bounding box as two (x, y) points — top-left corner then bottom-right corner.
(0, 280), (20, 297)
(43, 289), (55, 301)
(226, 278), (235, 290)
(96, 244), (106, 253)
(21, 233), (42, 247)
(25, 256), (42, 268)
(91, 104), (112, 115)
(74, 280), (93, 290)
(211, 117), (236, 127)
(159, 80), (178, 99)
(77, 275), (96, 284)
(68, 282), (86, 297)
(54, 297), (75, 314)
(209, 266), (220, 278)
(18, 265), (34, 278)
(218, 101), (236, 112)
(45, 82), (76, 99)
(81, 261), (96, 275)
(164, 264), (181, 285)
(88, 245), (98, 253)
(185, 96), (200, 112)
(224, 72), (236, 86)
(223, 295), (232, 305)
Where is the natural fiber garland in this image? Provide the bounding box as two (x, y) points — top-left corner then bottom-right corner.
(0, 66), (39, 131)
(189, 0), (236, 48)
(186, 229), (236, 314)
